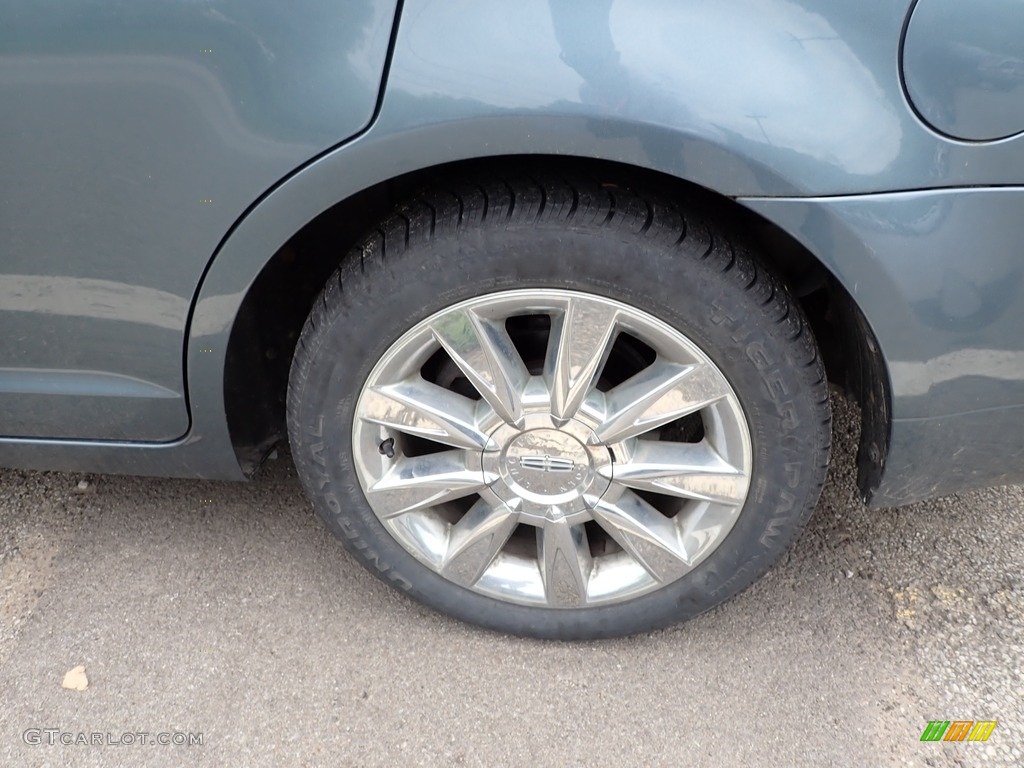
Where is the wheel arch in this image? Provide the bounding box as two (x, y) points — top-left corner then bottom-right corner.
(187, 143), (890, 499)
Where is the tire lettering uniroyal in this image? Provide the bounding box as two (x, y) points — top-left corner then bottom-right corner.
(764, 370), (790, 400)
(310, 441), (326, 466)
(323, 492), (341, 515)
(784, 462), (801, 489)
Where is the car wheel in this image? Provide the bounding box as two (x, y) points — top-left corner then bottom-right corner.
(287, 173), (831, 639)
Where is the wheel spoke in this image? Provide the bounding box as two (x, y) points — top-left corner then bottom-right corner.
(366, 450), (494, 519)
(441, 499), (520, 587)
(430, 308), (530, 425)
(591, 490), (691, 583)
(602, 440), (747, 505)
(680, 504), (741, 562)
(537, 517), (592, 607)
(595, 361), (731, 444)
(544, 298), (619, 420)
(360, 377), (491, 451)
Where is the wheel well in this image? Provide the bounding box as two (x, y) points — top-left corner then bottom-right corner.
(223, 156), (890, 499)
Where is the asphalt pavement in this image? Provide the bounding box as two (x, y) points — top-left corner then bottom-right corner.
(0, 396), (1020, 767)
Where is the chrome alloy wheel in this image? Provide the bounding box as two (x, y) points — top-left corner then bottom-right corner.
(352, 289), (752, 608)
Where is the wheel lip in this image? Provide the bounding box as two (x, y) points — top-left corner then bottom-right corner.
(351, 288), (753, 609)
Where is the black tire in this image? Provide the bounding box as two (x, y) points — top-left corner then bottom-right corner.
(287, 171), (831, 640)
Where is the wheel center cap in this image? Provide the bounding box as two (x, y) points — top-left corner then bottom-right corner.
(506, 428), (589, 496)
(483, 414), (612, 522)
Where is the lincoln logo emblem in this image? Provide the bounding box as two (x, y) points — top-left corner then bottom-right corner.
(519, 454), (575, 473)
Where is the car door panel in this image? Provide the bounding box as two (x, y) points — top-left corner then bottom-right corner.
(0, 0), (398, 440)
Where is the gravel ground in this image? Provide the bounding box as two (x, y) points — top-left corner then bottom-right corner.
(0, 395), (1020, 767)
